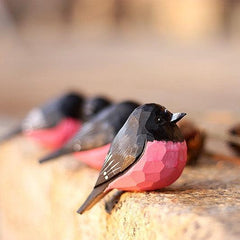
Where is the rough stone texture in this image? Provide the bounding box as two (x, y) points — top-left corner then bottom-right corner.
(0, 135), (240, 240)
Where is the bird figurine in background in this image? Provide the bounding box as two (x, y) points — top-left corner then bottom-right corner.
(228, 123), (240, 155)
(77, 103), (187, 214)
(28, 96), (112, 150)
(0, 92), (84, 144)
(178, 120), (206, 165)
(39, 101), (140, 169)
(82, 96), (112, 122)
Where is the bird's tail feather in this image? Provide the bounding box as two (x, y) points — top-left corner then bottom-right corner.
(77, 184), (109, 214)
(0, 126), (22, 143)
(39, 148), (72, 164)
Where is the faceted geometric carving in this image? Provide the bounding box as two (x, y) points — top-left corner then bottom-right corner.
(106, 141), (187, 192)
(74, 144), (110, 170)
(26, 118), (81, 150)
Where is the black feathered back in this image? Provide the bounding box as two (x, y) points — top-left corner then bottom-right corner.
(60, 92), (84, 119)
(83, 96), (112, 121)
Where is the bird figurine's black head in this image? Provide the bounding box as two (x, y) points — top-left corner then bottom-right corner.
(82, 96), (112, 121)
(60, 92), (84, 119)
(133, 103), (186, 142)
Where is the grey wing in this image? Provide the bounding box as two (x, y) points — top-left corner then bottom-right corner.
(40, 99), (63, 127)
(67, 121), (116, 151)
(95, 115), (147, 187)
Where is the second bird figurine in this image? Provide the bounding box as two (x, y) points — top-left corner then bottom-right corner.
(39, 101), (139, 169)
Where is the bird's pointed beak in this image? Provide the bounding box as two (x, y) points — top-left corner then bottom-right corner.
(170, 112), (186, 123)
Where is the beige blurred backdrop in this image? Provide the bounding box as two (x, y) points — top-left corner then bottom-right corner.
(0, 0), (240, 117)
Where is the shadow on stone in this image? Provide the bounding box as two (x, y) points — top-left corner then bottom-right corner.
(105, 190), (125, 214)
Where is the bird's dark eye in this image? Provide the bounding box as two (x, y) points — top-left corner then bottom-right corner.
(157, 117), (161, 122)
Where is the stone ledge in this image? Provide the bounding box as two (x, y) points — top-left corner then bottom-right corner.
(0, 137), (240, 240)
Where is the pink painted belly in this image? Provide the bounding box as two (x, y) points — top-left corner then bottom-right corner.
(106, 141), (187, 192)
(74, 144), (110, 170)
(25, 118), (81, 150)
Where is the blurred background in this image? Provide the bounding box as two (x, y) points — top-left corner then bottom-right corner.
(0, 2), (240, 239)
(0, 0), (240, 117)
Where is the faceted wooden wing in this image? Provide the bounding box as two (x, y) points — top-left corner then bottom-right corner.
(95, 115), (147, 187)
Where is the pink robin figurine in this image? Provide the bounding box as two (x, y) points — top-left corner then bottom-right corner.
(38, 101), (140, 169)
(77, 103), (187, 214)
(27, 96), (111, 150)
(0, 92), (84, 144)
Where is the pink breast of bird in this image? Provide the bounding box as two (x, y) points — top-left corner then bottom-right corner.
(25, 118), (81, 150)
(74, 144), (111, 170)
(105, 140), (187, 192)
